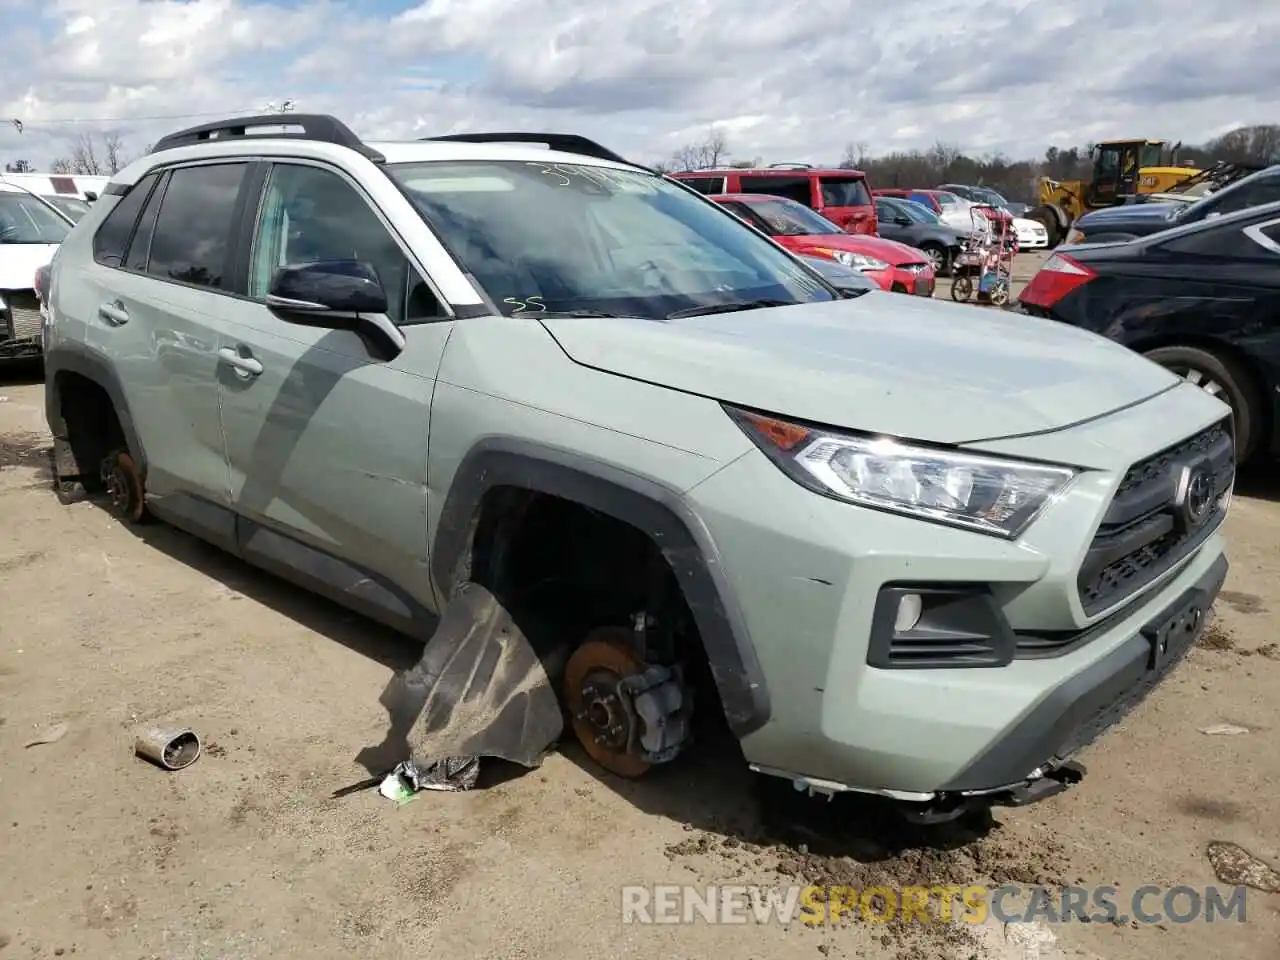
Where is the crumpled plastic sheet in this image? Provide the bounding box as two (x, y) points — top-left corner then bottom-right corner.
(358, 580), (565, 799)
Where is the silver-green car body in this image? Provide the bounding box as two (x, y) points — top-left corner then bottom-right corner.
(41, 125), (1233, 804)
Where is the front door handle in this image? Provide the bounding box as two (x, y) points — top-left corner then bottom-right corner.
(98, 300), (129, 326)
(217, 347), (263, 377)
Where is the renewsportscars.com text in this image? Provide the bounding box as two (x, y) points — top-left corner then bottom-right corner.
(620, 883), (1248, 926)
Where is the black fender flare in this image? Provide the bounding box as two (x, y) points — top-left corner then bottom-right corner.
(43, 343), (148, 473)
(429, 438), (771, 738)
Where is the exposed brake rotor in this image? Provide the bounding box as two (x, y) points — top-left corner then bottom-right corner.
(563, 626), (691, 779)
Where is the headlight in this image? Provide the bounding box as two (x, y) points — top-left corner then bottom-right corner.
(726, 407), (1077, 539)
(828, 249), (889, 272)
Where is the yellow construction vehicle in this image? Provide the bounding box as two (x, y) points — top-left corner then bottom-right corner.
(1025, 139), (1200, 245)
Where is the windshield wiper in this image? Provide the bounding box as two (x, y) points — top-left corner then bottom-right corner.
(665, 299), (794, 320)
(535, 309), (634, 318)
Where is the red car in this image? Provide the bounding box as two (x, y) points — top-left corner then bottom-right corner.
(710, 194), (935, 296)
(670, 165), (878, 235)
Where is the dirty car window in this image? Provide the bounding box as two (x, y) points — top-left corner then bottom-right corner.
(390, 161), (835, 319)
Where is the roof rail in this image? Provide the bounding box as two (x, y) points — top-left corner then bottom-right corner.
(151, 114), (385, 163)
(420, 132), (637, 168)
(768, 162), (812, 169)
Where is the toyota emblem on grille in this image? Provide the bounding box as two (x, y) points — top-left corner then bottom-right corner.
(1174, 463), (1215, 532)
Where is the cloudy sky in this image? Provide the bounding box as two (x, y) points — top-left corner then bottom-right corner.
(2, 0), (1278, 171)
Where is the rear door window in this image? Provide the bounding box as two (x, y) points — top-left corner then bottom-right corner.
(739, 175), (812, 206)
(818, 175), (871, 207)
(92, 172), (160, 268)
(125, 172), (168, 272)
(145, 163), (248, 291)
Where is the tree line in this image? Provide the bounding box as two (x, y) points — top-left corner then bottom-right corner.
(5, 131), (135, 176)
(654, 124), (1280, 204)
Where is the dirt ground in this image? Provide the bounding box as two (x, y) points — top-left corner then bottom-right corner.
(3, 303), (1279, 959)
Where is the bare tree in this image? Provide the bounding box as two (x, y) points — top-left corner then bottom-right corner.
(103, 132), (126, 174)
(671, 127), (729, 170)
(70, 132), (104, 174)
(4, 159), (34, 172)
(839, 141), (871, 169)
(47, 132), (132, 176)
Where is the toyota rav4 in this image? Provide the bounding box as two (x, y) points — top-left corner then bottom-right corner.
(42, 115), (1232, 821)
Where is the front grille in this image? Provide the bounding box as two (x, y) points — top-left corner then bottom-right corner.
(1077, 420), (1234, 616)
(3, 291), (42, 341)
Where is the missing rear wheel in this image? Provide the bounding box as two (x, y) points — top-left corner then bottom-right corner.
(101, 449), (149, 524)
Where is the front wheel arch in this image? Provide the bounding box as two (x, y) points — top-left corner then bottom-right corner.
(428, 440), (772, 737)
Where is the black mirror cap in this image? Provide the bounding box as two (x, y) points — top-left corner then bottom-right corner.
(268, 259), (389, 315)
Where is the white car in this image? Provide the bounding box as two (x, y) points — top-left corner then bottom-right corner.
(931, 192), (1049, 249)
(1, 182), (74, 362)
(1010, 216), (1050, 249)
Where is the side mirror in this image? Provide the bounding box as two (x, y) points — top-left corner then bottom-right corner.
(267, 259), (405, 361)
(894, 216), (912, 225)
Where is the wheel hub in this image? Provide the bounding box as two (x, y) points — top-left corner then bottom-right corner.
(577, 673), (633, 753)
(563, 627), (692, 778)
(100, 451), (145, 522)
(103, 460), (131, 513)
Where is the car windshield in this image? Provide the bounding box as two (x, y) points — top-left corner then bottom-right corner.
(43, 196), (91, 221)
(740, 196), (843, 236)
(934, 192), (961, 208)
(389, 161), (836, 319)
(0, 194), (71, 243)
(973, 188), (1008, 207)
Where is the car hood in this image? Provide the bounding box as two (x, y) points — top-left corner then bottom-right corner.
(538, 297), (1179, 445)
(0, 244), (58, 290)
(1075, 202), (1179, 231)
(1012, 217), (1046, 232)
(792, 234), (924, 265)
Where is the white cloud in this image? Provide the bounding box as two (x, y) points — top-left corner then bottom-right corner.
(2, 0), (1278, 174)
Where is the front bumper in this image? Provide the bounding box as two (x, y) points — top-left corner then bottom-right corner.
(1, 289), (45, 359)
(889, 264), (935, 297)
(684, 387), (1232, 799)
(1016, 232), (1050, 249)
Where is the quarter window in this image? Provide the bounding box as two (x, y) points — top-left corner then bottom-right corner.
(249, 163), (442, 324)
(92, 172), (159, 268)
(146, 163), (247, 290)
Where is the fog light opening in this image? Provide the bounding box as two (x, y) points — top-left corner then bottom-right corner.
(894, 593), (923, 633)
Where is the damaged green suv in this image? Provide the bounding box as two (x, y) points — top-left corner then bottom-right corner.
(43, 115), (1233, 819)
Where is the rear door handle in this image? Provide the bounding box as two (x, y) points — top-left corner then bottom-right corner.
(217, 347), (263, 377)
(98, 300), (129, 326)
